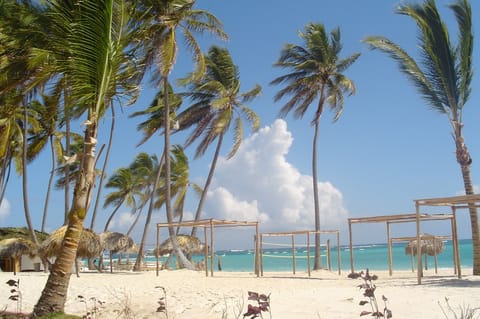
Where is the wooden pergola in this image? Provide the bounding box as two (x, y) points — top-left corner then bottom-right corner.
(259, 229), (340, 277)
(414, 194), (480, 284)
(348, 212), (458, 277)
(155, 218), (259, 277)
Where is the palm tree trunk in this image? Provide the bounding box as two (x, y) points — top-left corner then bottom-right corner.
(22, 103), (38, 245)
(455, 133), (480, 275)
(64, 91), (71, 225)
(312, 119), (322, 270)
(42, 135), (56, 233)
(34, 116), (98, 316)
(90, 105), (115, 230)
(133, 152), (164, 271)
(162, 76), (193, 270)
(103, 200), (124, 232)
(191, 135), (223, 237)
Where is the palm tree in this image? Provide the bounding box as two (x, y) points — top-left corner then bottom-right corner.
(33, 0), (141, 314)
(132, 0), (227, 268)
(178, 46), (261, 237)
(270, 23), (360, 270)
(363, 0), (479, 275)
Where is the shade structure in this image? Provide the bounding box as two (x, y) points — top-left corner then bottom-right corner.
(405, 235), (445, 256)
(40, 226), (102, 259)
(0, 238), (37, 259)
(99, 231), (135, 254)
(155, 234), (205, 257)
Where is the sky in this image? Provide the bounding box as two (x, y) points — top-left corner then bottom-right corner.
(2, 0), (480, 251)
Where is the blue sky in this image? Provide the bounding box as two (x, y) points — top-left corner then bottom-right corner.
(2, 0), (480, 250)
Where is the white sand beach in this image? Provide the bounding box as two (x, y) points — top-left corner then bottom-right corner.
(1, 268), (479, 318)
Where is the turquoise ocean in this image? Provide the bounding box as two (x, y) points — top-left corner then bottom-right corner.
(142, 238), (473, 273)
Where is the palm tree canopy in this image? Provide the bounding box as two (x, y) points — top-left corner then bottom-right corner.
(363, 0), (473, 120)
(179, 45), (262, 159)
(271, 22), (360, 124)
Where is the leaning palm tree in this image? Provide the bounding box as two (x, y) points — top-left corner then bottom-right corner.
(271, 23), (360, 270)
(178, 46), (261, 237)
(363, 0), (479, 275)
(33, 0), (141, 315)
(132, 0), (227, 269)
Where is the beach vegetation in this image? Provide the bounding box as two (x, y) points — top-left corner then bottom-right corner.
(348, 269), (392, 319)
(271, 22), (360, 270)
(363, 0), (480, 275)
(76, 295), (104, 319)
(177, 45), (262, 238)
(156, 286), (168, 318)
(243, 291), (271, 319)
(128, 0), (227, 272)
(439, 297), (480, 319)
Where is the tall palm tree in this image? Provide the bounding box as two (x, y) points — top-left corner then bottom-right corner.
(132, 0), (227, 268)
(178, 46), (261, 237)
(363, 0), (479, 275)
(33, 0), (141, 314)
(270, 23), (360, 270)
(103, 167), (142, 232)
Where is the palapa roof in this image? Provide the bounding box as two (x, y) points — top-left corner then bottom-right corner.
(99, 231), (135, 254)
(0, 237), (37, 259)
(40, 226), (102, 259)
(155, 234), (205, 256)
(404, 234), (445, 256)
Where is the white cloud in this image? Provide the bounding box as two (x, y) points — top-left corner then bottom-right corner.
(0, 198), (10, 222)
(203, 119), (349, 234)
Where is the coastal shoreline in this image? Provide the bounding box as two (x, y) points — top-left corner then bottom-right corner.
(1, 268), (479, 318)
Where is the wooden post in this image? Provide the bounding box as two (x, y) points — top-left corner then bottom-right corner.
(292, 234), (296, 275)
(348, 221), (354, 273)
(416, 201), (422, 284)
(337, 231), (341, 275)
(327, 239), (331, 271)
(307, 232), (311, 277)
(204, 225), (208, 277)
(452, 207), (461, 278)
(260, 234), (264, 277)
(210, 220), (214, 277)
(156, 225), (160, 276)
(255, 222), (260, 277)
(433, 237), (438, 274)
(387, 222), (393, 276)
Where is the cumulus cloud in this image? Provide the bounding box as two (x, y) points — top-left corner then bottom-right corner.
(0, 198), (10, 222)
(203, 119), (349, 233)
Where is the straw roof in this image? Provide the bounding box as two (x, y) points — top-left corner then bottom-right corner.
(0, 238), (37, 259)
(405, 235), (445, 256)
(99, 231), (135, 254)
(155, 235), (205, 257)
(40, 226), (102, 259)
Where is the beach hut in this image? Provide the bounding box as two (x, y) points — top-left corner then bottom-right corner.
(40, 226), (102, 276)
(98, 231), (135, 272)
(405, 234), (445, 272)
(0, 238), (37, 274)
(155, 234), (205, 257)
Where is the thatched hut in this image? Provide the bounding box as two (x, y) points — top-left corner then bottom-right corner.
(39, 226), (102, 276)
(98, 231), (135, 272)
(0, 238), (37, 274)
(155, 235), (205, 257)
(405, 234), (445, 272)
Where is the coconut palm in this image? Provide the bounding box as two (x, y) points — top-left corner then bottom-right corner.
(271, 23), (360, 270)
(33, 0), (142, 314)
(131, 0), (227, 269)
(363, 0), (479, 275)
(178, 46), (261, 237)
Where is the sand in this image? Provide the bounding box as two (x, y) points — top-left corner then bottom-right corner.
(1, 268), (479, 318)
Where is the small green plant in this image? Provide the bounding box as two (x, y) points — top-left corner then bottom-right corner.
(76, 295), (105, 319)
(348, 269), (392, 318)
(155, 286), (168, 318)
(242, 291), (271, 319)
(439, 297), (480, 319)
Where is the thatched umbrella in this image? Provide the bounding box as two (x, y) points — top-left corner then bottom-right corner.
(0, 238), (37, 274)
(155, 234), (205, 257)
(405, 234), (445, 272)
(98, 231), (135, 273)
(40, 226), (102, 276)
